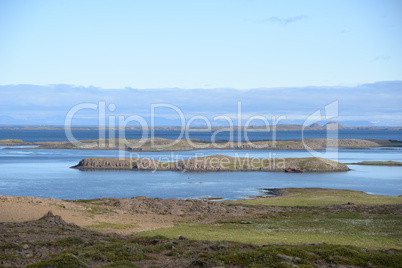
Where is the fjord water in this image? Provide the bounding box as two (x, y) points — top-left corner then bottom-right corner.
(1, 129), (402, 142)
(0, 144), (401, 200)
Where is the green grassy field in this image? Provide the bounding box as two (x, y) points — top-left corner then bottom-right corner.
(137, 188), (402, 250)
(226, 188), (402, 206)
(138, 212), (401, 249)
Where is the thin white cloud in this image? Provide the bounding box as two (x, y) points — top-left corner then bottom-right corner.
(372, 55), (392, 61)
(266, 15), (307, 25)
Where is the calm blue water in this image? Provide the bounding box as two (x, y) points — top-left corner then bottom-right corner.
(0, 145), (401, 200)
(0, 129), (401, 142)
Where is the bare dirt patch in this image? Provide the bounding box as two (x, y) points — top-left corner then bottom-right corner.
(0, 195), (282, 235)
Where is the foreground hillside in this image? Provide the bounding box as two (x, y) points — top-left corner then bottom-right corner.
(1, 212), (401, 268)
(1, 189), (401, 267)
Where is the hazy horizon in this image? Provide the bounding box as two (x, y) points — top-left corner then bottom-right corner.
(1, 81), (401, 127)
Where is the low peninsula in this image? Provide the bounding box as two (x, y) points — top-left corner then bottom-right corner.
(71, 155), (350, 172)
(2, 137), (402, 151)
(352, 161), (402, 166)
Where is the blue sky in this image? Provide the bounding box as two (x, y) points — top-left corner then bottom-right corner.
(0, 0), (401, 126)
(1, 0), (401, 89)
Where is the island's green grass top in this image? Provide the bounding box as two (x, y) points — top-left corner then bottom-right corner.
(353, 161), (402, 166)
(225, 188), (402, 206)
(0, 139), (25, 145)
(138, 209), (402, 250)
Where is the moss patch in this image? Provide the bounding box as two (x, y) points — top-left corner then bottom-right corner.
(84, 222), (139, 230)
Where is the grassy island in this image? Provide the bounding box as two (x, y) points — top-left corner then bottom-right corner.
(71, 155), (350, 172)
